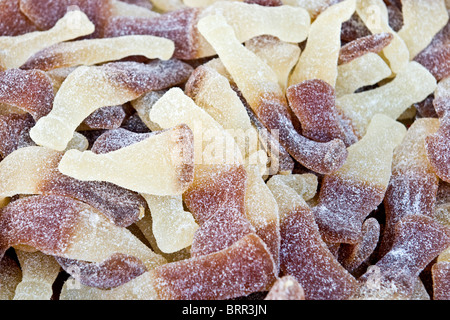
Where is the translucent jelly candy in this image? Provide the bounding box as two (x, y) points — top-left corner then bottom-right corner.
(110, 0), (160, 19)
(90, 128), (156, 154)
(0, 254), (22, 300)
(81, 105), (126, 130)
(19, 0), (114, 38)
(313, 114), (406, 244)
(267, 174), (357, 300)
(0, 0), (37, 36)
(432, 261), (450, 300)
(288, 0), (356, 88)
(337, 218), (380, 276)
(397, 0), (448, 59)
(265, 275), (305, 300)
(355, 0), (409, 74)
(0, 195), (166, 270)
(60, 233), (276, 300)
(56, 253), (147, 289)
(197, 2), (310, 58)
(245, 35), (301, 93)
(244, 103), (294, 174)
(338, 32), (393, 65)
(30, 60), (192, 151)
(13, 250), (61, 300)
(286, 79), (352, 145)
(336, 61), (436, 138)
(380, 118), (441, 256)
(21, 35), (175, 72)
(425, 77), (450, 183)
(244, 165), (280, 269)
(0, 69), (54, 120)
(184, 64), (261, 161)
(150, 87), (243, 166)
(104, 8), (202, 60)
(0, 113), (35, 158)
(335, 53), (392, 97)
(414, 15), (450, 81)
(281, 0), (342, 19)
(0, 146), (147, 227)
(58, 124), (194, 196)
(150, 0), (186, 12)
(183, 164), (255, 256)
(197, 14), (348, 175)
(142, 194), (198, 254)
(356, 215), (450, 299)
(0, 10), (95, 70)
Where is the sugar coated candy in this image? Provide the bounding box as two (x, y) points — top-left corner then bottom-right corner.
(425, 77), (450, 183)
(0, 10), (95, 70)
(197, 14), (348, 175)
(0, 195), (166, 270)
(313, 114), (406, 244)
(267, 174), (358, 300)
(0, 0), (449, 302)
(13, 250), (61, 300)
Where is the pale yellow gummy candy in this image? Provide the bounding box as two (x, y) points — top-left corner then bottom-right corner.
(355, 0), (409, 74)
(197, 14), (282, 113)
(268, 173), (318, 201)
(151, 0), (186, 12)
(0, 146), (61, 207)
(58, 125), (194, 196)
(30, 65), (146, 151)
(59, 272), (159, 300)
(244, 164), (280, 263)
(245, 36), (301, 93)
(27, 35), (175, 71)
(392, 118), (440, 174)
(58, 205), (166, 270)
(398, 0), (448, 59)
(13, 250), (61, 300)
(281, 0), (344, 19)
(197, 2), (310, 58)
(149, 87), (243, 166)
(186, 64), (261, 160)
(142, 194), (198, 254)
(0, 256), (22, 300)
(0, 10), (95, 70)
(288, 0), (356, 87)
(337, 61), (436, 138)
(332, 114), (406, 188)
(335, 52), (392, 97)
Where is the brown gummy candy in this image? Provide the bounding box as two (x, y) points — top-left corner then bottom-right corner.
(0, 195), (85, 260)
(337, 217), (380, 276)
(425, 78), (450, 183)
(286, 79), (354, 146)
(19, 0), (114, 38)
(152, 233), (277, 300)
(381, 118), (440, 256)
(341, 13), (371, 43)
(0, 0), (37, 36)
(0, 113), (35, 158)
(82, 105), (126, 130)
(91, 128), (156, 154)
(0, 69), (54, 120)
(183, 164), (256, 256)
(56, 253), (147, 289)
(104, 8), (201, 60)
(338, 32), (394, 65)
(244, 0), (282, 6)
(358, 215), (450, 299)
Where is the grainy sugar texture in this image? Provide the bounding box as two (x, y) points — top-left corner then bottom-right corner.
(0, 0), (449, 302)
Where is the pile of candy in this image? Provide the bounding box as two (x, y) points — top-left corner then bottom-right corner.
(0, 0), (449, 301)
